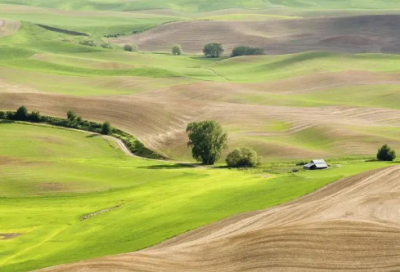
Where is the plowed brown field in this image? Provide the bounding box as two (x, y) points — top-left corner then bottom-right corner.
(112, 15), (400, 54)
(38, 164), (400, 272)
(2, 71), (400, 159)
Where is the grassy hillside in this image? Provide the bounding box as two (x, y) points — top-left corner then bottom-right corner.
(1, 122), (392, 271)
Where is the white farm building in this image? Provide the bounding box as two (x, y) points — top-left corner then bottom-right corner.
(303, 159), (328, 170)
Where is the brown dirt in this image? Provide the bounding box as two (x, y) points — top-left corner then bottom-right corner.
(0, 233), (22, 240)
(3, 70), (400, 159)
(0, 19), (20, 37)
(38, 165), (400, 272)
(111, 15), (400, 54)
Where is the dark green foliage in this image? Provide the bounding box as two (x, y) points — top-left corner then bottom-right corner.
(100, 43), (113, 49)
(226, 147), (258, 167)
(67, 111), (77, 121)
(377, 144), (396, 161)
(124, 44), (138, 52)
(0, 111), (7, 119)
(29, 111), (41, 122)
(0, 107), (164, 160)
(186, 120), (228, 165)
(36, 24), (88, 36)
(203, 43), (224, 58)
(15, 106), (28, 120)
(79, 39), (98, 47)
(101, 121), (112, 135)
(231, 46), (264, 57)
(172, 44), (183, 55)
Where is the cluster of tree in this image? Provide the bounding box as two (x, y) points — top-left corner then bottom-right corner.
(124, 44), (139, 52)
(377, 144), (396, 161)
(0, 106), (163, 159)
(104, 33), (126, 38)
(202, 44), (265, 58)
(79, 39), (113, 49)
(186, 120), (260, 167)
(231, 46), (264, 57)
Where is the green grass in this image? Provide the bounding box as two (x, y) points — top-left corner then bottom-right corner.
(0, 11), (180, 36)
(0, 122), (394, 272)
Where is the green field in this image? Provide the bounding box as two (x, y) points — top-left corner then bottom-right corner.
(0, 122), (394, 272)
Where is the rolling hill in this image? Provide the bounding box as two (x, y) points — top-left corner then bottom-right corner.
(2, 1), (400, 271)
(112, 15), (400, 54)
(38, 164), (400, 272)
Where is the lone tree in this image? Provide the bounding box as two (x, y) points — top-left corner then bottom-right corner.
(377, 144), (396, 161)
(226, 147), (258, 168)
(101, 121), (112, 135)
(172, 44), (183, 55)
(203, 43), (224, 58)
(186, 120), (227, 165)
(124, 44), (138, 52)
(15, 106), (28, 120)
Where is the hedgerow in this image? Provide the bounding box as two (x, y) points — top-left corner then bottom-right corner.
(0, 106), (164, 159)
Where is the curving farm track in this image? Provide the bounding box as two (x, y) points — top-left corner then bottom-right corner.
(39, 165), (400, 272)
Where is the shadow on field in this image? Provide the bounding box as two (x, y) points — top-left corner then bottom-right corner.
(140, 163), (200, 169)
(0, 120), (15, 124)
(86, 134), (100, 138)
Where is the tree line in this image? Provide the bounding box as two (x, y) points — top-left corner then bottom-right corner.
(0, 106), (163, 159)
(122, 43), (263, 58)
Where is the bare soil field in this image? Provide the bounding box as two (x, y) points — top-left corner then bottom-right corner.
(38, 164), (400, 272)
(0, 18), (20, 37)
(112, 15), (400, 54)
(3, 70), (400, 159)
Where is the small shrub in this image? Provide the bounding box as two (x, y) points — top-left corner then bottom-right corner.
(172, 44), (183, 55)
(101, 121), (112, 135)
(203, 43), (224, 58)
(79, 39), (98, 47)
(377, 144), (396, 161)
(231, 46), (264, 57)
(100, 43), (113, 49)
(226, 147), (258, 168)
(124, 44), (138, 52)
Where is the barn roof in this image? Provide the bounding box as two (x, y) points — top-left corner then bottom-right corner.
(311, 159), (328, 169)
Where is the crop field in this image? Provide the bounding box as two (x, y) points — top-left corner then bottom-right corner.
(2, 122), (392, 272)
(2, 0), (400, 271)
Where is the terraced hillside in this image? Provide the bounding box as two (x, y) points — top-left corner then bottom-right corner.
(40, 164), (400, 272)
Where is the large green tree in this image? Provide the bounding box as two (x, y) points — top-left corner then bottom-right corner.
(186, 120), (228, 165)
(377, 144), (396, 161)
(203, 43), (224, 58)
